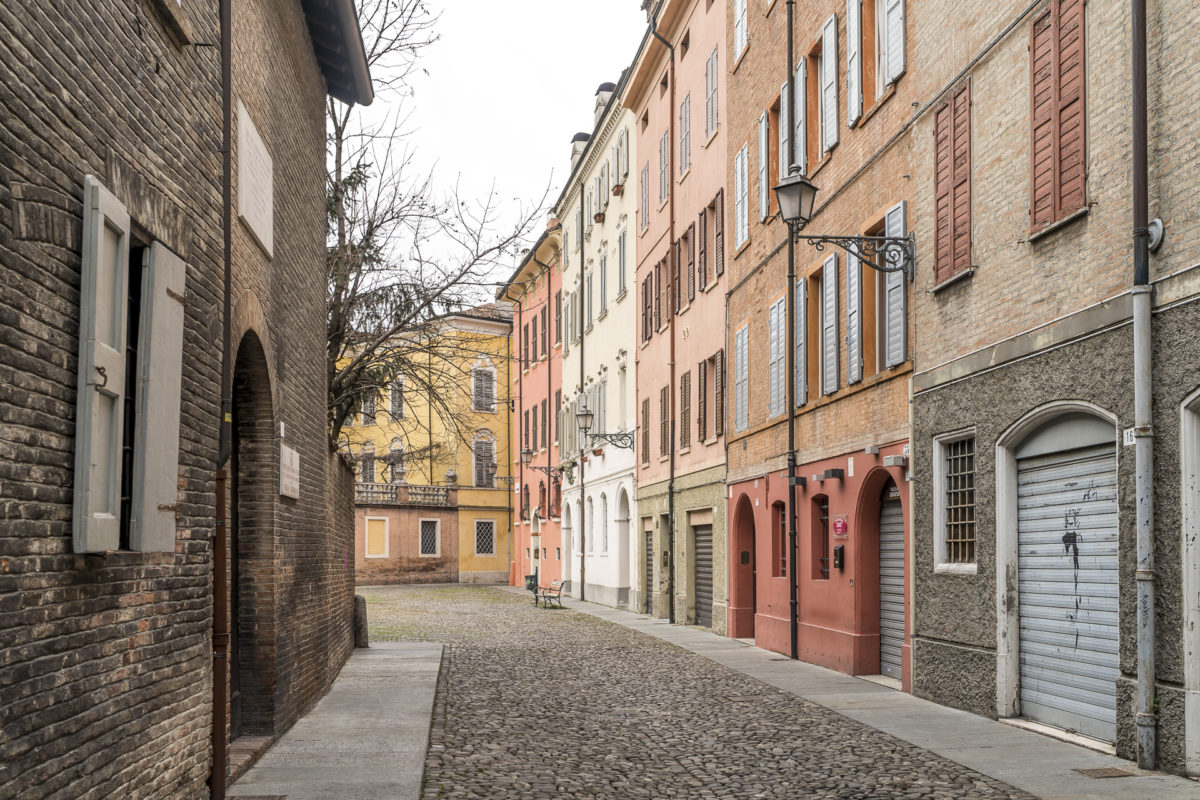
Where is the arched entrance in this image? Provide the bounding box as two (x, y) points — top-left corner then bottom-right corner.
(561, 502), (573, 593)
(228, 331), (276, 740)
(729, 494), (757, 639)
(616, 488), (631, 604)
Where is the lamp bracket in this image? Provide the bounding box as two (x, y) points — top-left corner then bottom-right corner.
(587, 431), (636, 450)
(796, 233), (915, 281)
(525, 464), (563, 480)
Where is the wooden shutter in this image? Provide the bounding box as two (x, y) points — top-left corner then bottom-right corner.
(821, 14), (839, 154)
(885, 0), (906, 83)
(659, 385), (669, 456)
(1030, 8), (1056, 228)
(714, 190), (725, 276)
(795, 278), (807, 405)
(758, 111), (769, 221)
(1058, 0), (1085, 216)
(74, 176), (131, 553)
(474, 440), (490, 486)
(779, 82), (790, 180)
(641, 398), (651, 463)
(687, 223), (696, 302)
(768, 298), (783, 416)
(846, 253), (862, 384)
(672, 240), (681, 314)
(697, 360), (708, 442)
(680, 372), (691, 448)
(130, 242), (186, 552)
(934, 80), (972, 283)
(847, 0), (862, 126)
(735, 326), (749, 431)
(796, 60), (807, 174)
(714, 348), (726, 437)
(698, 209), (708, 289)
(884, 201), (908, 366)
(654, 260), (663, 329)
(821, 254), (839, 395)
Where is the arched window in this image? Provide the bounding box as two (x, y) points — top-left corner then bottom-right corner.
(387, 438), (406, 484)
(538, 481), (547, 513)
(521, 484), (530, 520)
(599, 493), (609, 553)
(586, 497), (594, 552)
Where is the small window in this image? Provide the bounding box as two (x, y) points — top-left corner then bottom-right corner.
(361, 390), (376, 426)
(935, 433), (977, 569)
(772, 502), (787, 577)
(471, 367), (496, 412)
(475, 520), (496, 556)
(734, 144), (749, 248)
(365, 517), (388, 558)
(474, 437), (495, 488)
(390, 380), (404, 418)
(705, 48), (720, 138)
(420, 519), (440, 557)
(679, 94), (692, 175)
(734, 0), (748, 57)
(813, 496), (830, 579)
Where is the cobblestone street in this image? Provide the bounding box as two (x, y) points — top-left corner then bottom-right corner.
(365, 585), (1035, 799)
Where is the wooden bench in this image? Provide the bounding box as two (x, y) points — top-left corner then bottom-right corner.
(537, 580), (565, 609)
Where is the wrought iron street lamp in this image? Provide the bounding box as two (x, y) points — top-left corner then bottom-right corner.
(520, 446), (562, 479)
(576, 396), (635, 449)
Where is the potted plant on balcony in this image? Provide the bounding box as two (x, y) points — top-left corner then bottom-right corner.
(612, 182), (624, 197)
(593, 211), (605, 224)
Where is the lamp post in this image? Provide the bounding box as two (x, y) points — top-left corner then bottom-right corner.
(576, 396), (636, 449)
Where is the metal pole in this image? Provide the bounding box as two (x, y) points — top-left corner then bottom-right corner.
(1132, 0), (1155, 767)
(784, 0), (799, 661)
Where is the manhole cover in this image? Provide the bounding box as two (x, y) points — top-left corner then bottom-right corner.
(1073, 767), (1136, 779)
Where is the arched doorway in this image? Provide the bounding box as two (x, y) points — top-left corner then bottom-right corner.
(561, 502), (573, 593)
(228, 331), (276, 740)
(616, 488), (631, 602)
(729, 494), (757, 639)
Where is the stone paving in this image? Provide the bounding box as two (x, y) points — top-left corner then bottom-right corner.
(365, 585), (1036, 800)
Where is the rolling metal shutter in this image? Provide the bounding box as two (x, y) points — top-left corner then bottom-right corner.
(879, 496), (905, 680)
(693, 524), (713, 628)
(1017, 442), (1118, 743)
(645, 529), (654, 613)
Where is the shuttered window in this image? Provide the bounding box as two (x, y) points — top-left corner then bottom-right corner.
(698, 208), (708, 289)
(1030, 0), (1086, 231)
(680, 93), (691, 174)
(640, 163), (650, 231)
(713, 189), (726, 277)
(883, 201), (907, 367)
(641, 397), (651, 463)
(794, 60), (808, 173)
(474, 438), (495, 487)
(821, 15), (839, 155)
(599, 256), (608, 314)
(697, 359), (708, 442)
(846, 254), (863, 383)
(934, 80), (972, 283)
(390, 380), (404, 418)
(655, 258), (664, 327)
(758, 112), (770, 222)
(555, 291), (562, 342)
(563, 292), (571, 355)
(671, 240), (681, 315)
(659, 130), (670, 203)
(885, 0), (906, 84)
(847, 0), (862, 126)
(714, 347), (726, 437)
(778, 82), (791, 180)
(734, 0), (748, 57)
(617, 231), (627, 295)
(642, 275), (653, 341)
(659, 385), (669, 456)
(541, 307), (548, 355)
(472, 368), (495, 412)
(680, 371), (692, 449)
(686, 223), (696, 302)
(735, 325), (750, 431)
(706, 47), (719, 137)
(795, 278), (807, 406)
(767, 297), (785, 417)
(361, 391), (376, 425)
(734, 145), (749, 248)
(820, 255), (839, 395)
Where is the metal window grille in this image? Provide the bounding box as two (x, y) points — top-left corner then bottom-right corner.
(475, 521), (495, 556)
(778, 505), (787, 577)
(818, 498), (830, 579)
(944, 437), (976, 563)
(420, 520), (438, 555)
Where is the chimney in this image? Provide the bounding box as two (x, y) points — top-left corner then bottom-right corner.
(570, 132), (590, 169)
(594, 82), (617, 127)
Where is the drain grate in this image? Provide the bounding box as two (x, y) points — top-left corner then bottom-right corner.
(1073, 767), (1136, 779)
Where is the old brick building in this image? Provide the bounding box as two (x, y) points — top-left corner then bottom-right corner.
(0, 1), (370, 797)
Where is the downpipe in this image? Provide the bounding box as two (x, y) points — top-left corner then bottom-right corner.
(784, 0), (799, 662)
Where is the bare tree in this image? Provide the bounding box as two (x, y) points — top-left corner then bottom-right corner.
(327, 0), (545, 461)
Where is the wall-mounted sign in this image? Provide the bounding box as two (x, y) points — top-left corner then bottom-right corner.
(280, 443), (300, 498)
(237, 101), (274, 257)
(833, 516), (849, 538)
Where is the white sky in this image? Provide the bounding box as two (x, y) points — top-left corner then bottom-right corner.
(403, 1), (648, 237)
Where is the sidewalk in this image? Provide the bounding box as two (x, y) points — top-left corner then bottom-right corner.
(227, 641), (442, 800)
(536, 587), (1199, 800)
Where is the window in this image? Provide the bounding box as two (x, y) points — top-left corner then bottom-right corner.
(685, 223), (696, 304)
(813, 497), (830, 579)
(361, 390), (376, 426)
(523, 410), (530, 451)
(847, 0), (863, 126)
(541, 399), (548, 448)
(881, 0), (906, 88)
(586, 270), (594, 327)
(641, 397), (651, 464)
(734, 0), (748, 57)
(679, 94), (691, 174)
(659, 385), (669, 457)
(933, 80), (972, 284)
(714, 347), (725, 437)
(758, 112), (769, 222)
(1030, 0), (1085, 232)
(388, 441), (405, 483)
(555, 290), (562, 343)
(705, 47), (719, 138)
(680, 371), (692, 449)
(767, 296), (785, 417)
(777, 82), (790, 179)
(642, 274), (653, 342)
(846, 253), (863, 384)
(541, 306), (549, 356)
(531, 319), (538, 362)
(472, 367), (496, 412)
(390, 379), (404, 418)
(358, 451), (376, 483)
(795, 277), (807, 406)
(474, 520), (496, 556)
(658, 130), (670, 203)
(617, 231), (627, 296)
(365, 517), (388, 558)
(820, 254), (839, 396)
(713, 190), (725, 278)
(697, 357), (709, 442)
(935, 433), (977, 569)
(734, 325), (749, 431)
(772, 502), (787, 577)
(562, 292), (571, 356)
(640, 163), (650, 231)
(881, 201), (907, 367)
(793, 59), (807, 174)
(819, 15), (839, 156)
(419, 519), (440, 557)
(697, 206), (709, 290)
(522, 323), (530, 369)
(531, 404), (538, 451)
(734, 144), (749, 248)
(554, 390), (561, 443)
(600, 255), (608, 314)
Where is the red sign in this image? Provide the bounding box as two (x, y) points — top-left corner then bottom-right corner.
(833, 516), (849, 537)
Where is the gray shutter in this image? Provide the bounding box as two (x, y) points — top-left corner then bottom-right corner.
(886, 0), (906, 83)
(74, 176), (131, 553)
(736, 326), (749, 431)
(822, 14), (840, 154)
(767, 300), (779, 416)
(821, 254), (839, 395)
(130, 242), (186, 552)
(847, 0), (862, 126)
(758, 112), (769, 221)
(846, 252), (862, 384)
(884, 201), (907, 366)
(796, 60), (807, 173)
(795, 278), (807, 405)
(779, 82), (790, 180)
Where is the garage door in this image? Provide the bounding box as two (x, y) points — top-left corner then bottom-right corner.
(693, 524), (713, 628)
(1017, 441), (1119, 743)
(644, 528), (654, 613)
(879, 491), (905, 681)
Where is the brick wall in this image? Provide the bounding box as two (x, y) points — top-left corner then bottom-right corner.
(354, 506), (459, 585)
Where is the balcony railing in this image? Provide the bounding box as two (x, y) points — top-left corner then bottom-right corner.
(355, 482), (454, 507)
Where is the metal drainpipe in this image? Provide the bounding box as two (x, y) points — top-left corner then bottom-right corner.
(1132, 0), (1156, 769)
(504, 309), (513, 581)
(578, 208), (588, 602)
(784, 0), (799, 661)
(517, 298), (527, 583)
(533, 253), (556, 578)
(211, 0), (233, 794)
(649, 1), (677, 625)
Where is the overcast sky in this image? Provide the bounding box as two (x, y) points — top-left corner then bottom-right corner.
(402, 1), (649, 235)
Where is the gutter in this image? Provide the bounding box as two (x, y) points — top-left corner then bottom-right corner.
(332, 0), (374, 106)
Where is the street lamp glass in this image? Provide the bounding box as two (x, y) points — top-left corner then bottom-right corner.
(774, 171), (819, 228)
(520, 448), (533, 465)
(576, 403), (594, 434)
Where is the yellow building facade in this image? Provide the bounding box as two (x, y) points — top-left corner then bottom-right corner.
(349, 304), (514, 584)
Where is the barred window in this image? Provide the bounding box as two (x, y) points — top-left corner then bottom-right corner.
(943, 437), (976, 563)
(475, 520), (495, 556)
(419, 520), (439, 556)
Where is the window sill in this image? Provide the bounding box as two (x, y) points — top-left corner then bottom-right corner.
(703, 436), (719, 447)
(659, 454), (670, 463)
(1026, 205), (1090, 243)
(734, 237), (752, 259)
(856, 83), (897, 129)
(679, 167), (691, 184)
(678, 446), (691, 456)
(152, 0), (193, 45)
(658, 197), (670, 212)
(929, 267), (975, 294)
(616, 289), (627, 302)
(365, 553), (390, 559)
(732, 42), (750, 73)
(597, 309), (608, 322)
(703, 126), (720, 148)
(934, 562), (978, 575)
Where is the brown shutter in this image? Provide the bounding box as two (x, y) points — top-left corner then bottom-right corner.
(554, 290), (562, 342)
(1030, 8), (1056, 229)
(671, 241), (680, 315)
(641, 398), (650, 463)
(951, 81), (972, 276)
(680, 371), (691, 448)
(654, 260), (663, 329)
(933, 98), (953, 283)
(687, 223), (696, 302)
(698, 209), (708, 290)
(1056, 0), (1085, 216)
(713, 189), (725, 277)
(659, 385), (669, 456)
(934, 80), (972, 283)
(697, 360), (707, 443)
(714, 348), (725, 437)
(642, 276), (651, 340)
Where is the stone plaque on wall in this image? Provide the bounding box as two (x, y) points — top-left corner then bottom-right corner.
(280, 443), (300, 499)
(237, 100), (273, 257)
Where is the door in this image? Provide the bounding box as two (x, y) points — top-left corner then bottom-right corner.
(1017, 442), (1119, 742)
(693, 524), (713, 628)
(644, 527), (654, 613)
(878, 485), (905, 681)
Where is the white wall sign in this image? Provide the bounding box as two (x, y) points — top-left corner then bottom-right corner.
(237, 100), (273, 257)
(280, 443), (300, 498)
